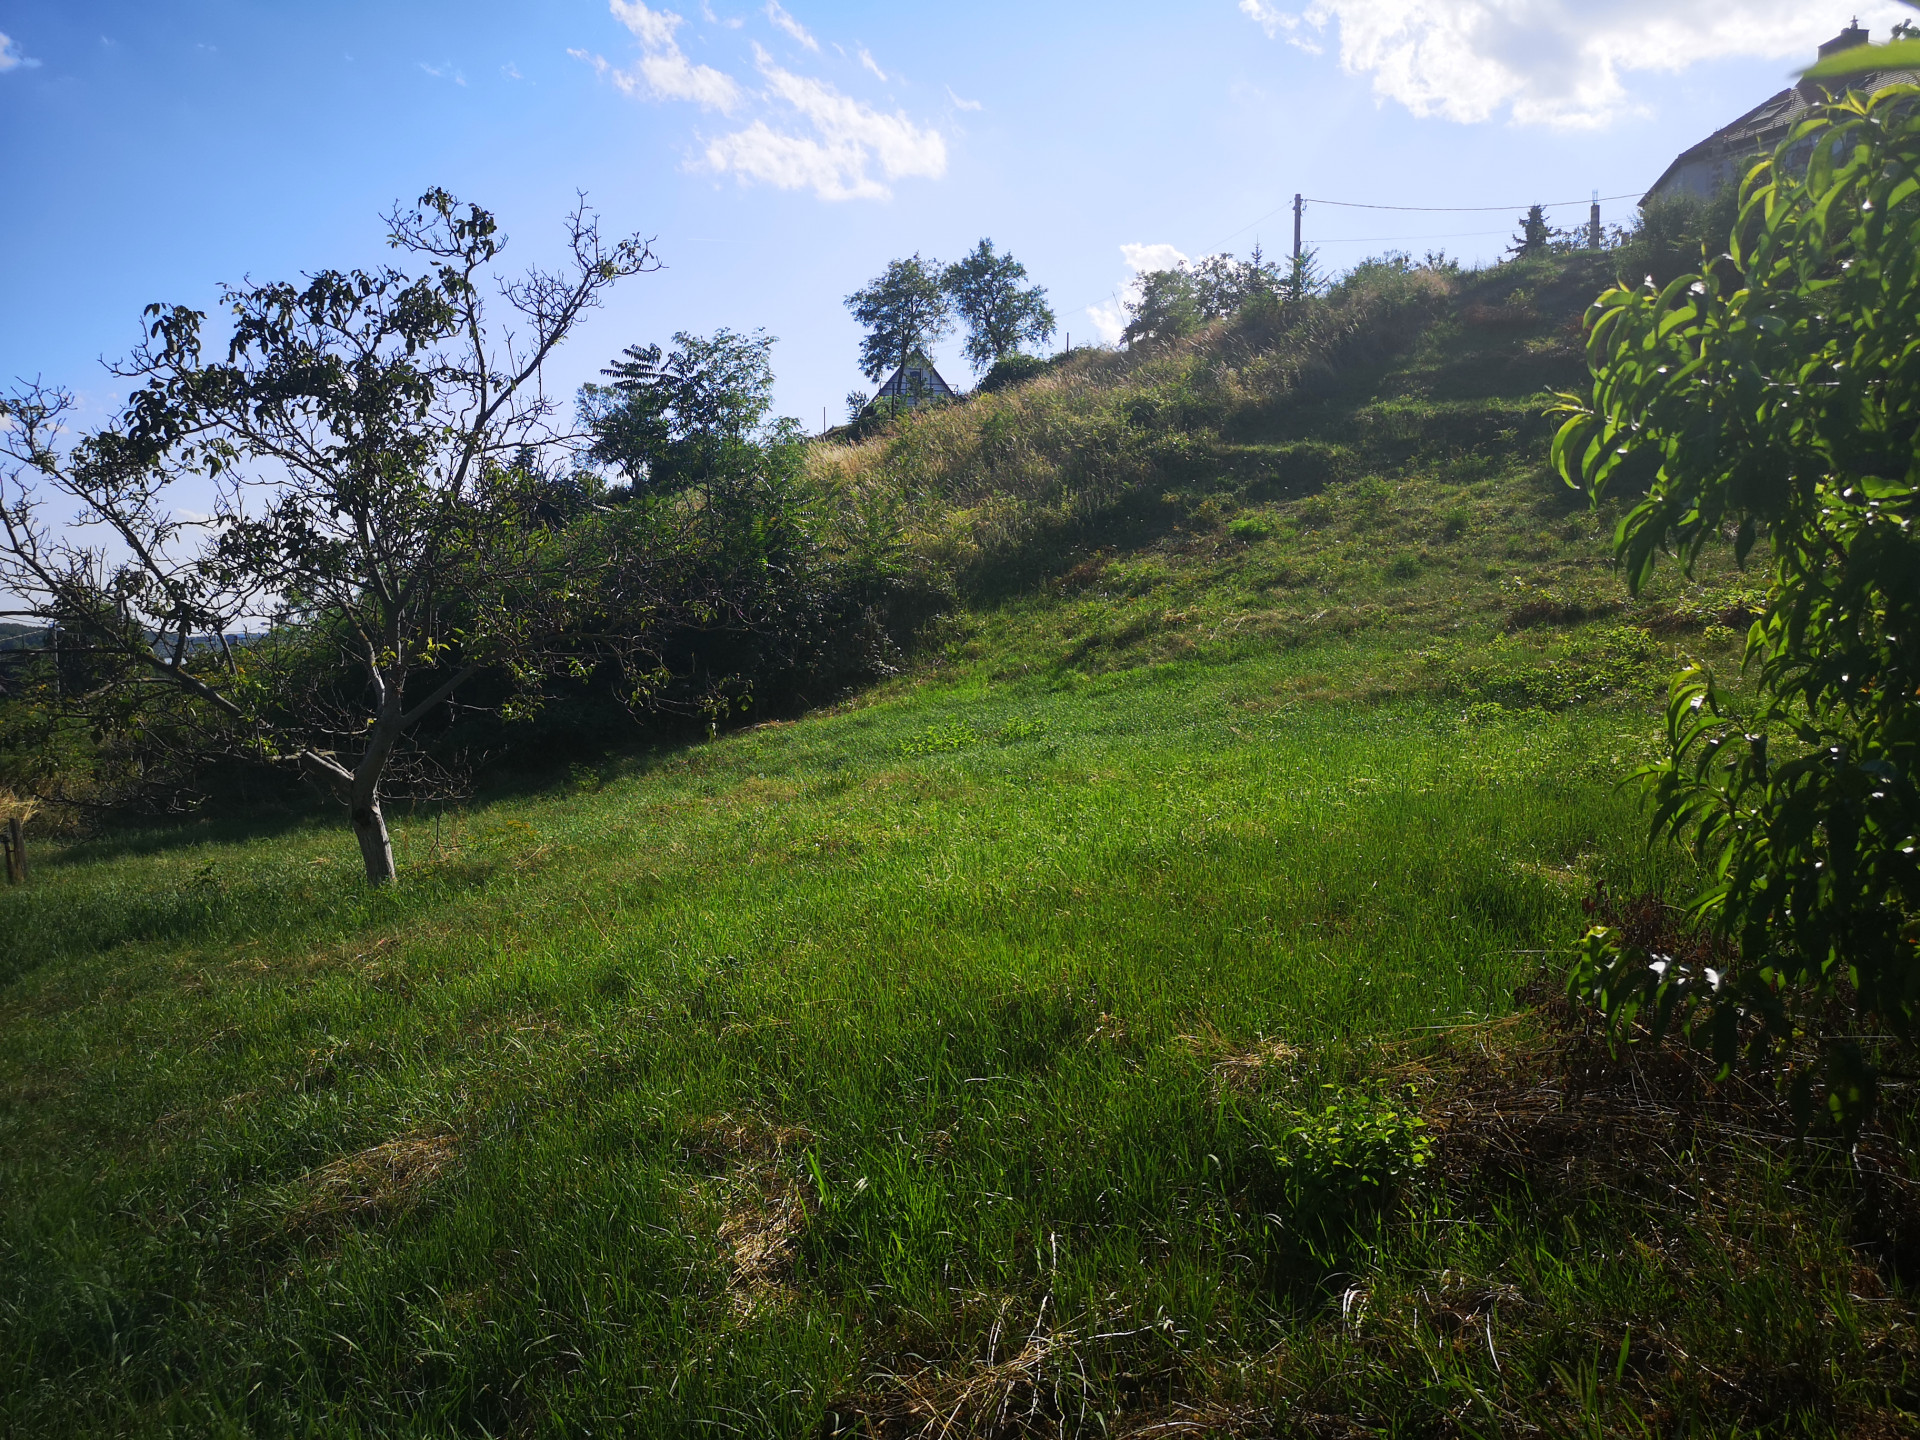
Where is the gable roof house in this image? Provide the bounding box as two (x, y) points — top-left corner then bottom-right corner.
(1644, 24), (1920, 206)
(875, 350), (958, 409)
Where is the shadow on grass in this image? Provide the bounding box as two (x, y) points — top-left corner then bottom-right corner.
(45, 803), (337, 870)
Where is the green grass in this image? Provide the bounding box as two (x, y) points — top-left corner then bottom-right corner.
(2, 256), (1914, 1435)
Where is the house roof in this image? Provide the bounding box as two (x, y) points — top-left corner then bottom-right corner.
(1643, 28), (1920, 205)
(876, 349), (956, 401)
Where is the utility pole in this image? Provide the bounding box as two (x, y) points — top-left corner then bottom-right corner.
(1292, 194), (1304, 265)
(1589, 190), (1602, 251)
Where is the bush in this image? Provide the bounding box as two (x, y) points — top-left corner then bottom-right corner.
(1228, 514), (1276, 541)
(1250, 1088), (1432, 1233)
(1611, 187), (1740, 290)
(977, 352), (1052, 393)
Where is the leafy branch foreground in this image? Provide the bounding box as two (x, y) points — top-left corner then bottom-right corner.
(1557, 85), (1920, 1128)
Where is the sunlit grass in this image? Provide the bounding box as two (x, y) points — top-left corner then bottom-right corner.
(1, 255), (1910, 1435)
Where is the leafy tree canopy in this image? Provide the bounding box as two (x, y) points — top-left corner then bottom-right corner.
(1123, 247), (1285, 347)
(581, 328), (784, 497)
(1121, 268), (1200, 347)
(1192, 245), (1281, 316)
(846, 255), (953, 385)
(943, 240), (1056, 374)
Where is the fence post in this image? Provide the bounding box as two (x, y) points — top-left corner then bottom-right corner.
(6, 816), (24, 884)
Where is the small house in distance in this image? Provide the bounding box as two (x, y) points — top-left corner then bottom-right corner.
(875, 349), (958, 409)
(1644, 23), (1920, 206)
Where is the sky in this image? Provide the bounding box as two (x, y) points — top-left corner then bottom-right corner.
(2, 0), (1912, 437)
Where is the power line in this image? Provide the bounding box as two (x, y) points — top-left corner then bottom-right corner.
(1303, 191), (1642, 213)
(1065, 187), (1640, 342)
(1314, 227), (1512, 244)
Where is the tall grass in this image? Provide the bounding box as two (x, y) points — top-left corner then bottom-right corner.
(811, 265), (1455, 596)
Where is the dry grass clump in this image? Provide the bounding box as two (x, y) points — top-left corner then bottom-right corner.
(679, 1113), (813, 1315)
(285, 1130), (461, 1233)
(1413, 951), (1920, 1291)
(0, 790), (40, 826)
(827, 1311), (1295, 1439)
(825, 1306), (1115, 1440)
(1206, 1037), (1304, 1098)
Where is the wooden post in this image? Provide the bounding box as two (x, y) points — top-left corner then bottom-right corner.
(3, 817), (21, 885)
(1589, 190), (1601, 251)
(1293, 194), (1304, 265)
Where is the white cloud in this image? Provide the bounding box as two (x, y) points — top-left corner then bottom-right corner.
(580, 0), (943, 201)
(419, 60), (467, 85)
(1239, 0), (1322, 52)
(578, 0), (744, 112)
(611, 0), (682, 49)
(1087, 243), (1193, 344)
(642, 46), (745, 108)
(1242, 0), (1913, 129)
(705, 122), (885, 199)
(0, 30), (42, 71)
(704, 53), (946, 199)
(858, 47), (886, 81)
(1086, 300), (1128, 346)
(764, 1), (820, 51)
(946, 85), (982, 111)
(1121, 242), (1190, 274)
(502, 62), (523, 80)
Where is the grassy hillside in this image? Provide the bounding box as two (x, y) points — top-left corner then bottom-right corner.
(2, 256), (1913, 1436)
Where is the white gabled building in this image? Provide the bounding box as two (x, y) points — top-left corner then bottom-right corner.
(874, 349), (958, 409)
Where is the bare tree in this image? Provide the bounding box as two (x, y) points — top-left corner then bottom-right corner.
(0, 189), (657, 882)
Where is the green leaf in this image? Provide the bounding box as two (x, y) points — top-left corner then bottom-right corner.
(1801, 38), (1920, 82)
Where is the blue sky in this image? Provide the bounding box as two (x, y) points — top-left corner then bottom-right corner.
(1, 0), (1909, 433)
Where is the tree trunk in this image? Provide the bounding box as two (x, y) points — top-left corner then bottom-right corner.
(353, 797), (397, 885)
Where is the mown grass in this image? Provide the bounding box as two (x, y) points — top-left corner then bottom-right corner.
(2, 255), (1915, 1435)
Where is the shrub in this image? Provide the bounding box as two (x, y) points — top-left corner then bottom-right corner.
(1611, 187), (1740, 290)
(1228, 514), (1276, 541)
(1252, 1088), (1432, 1231)
(977, 352), (1052, 393)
